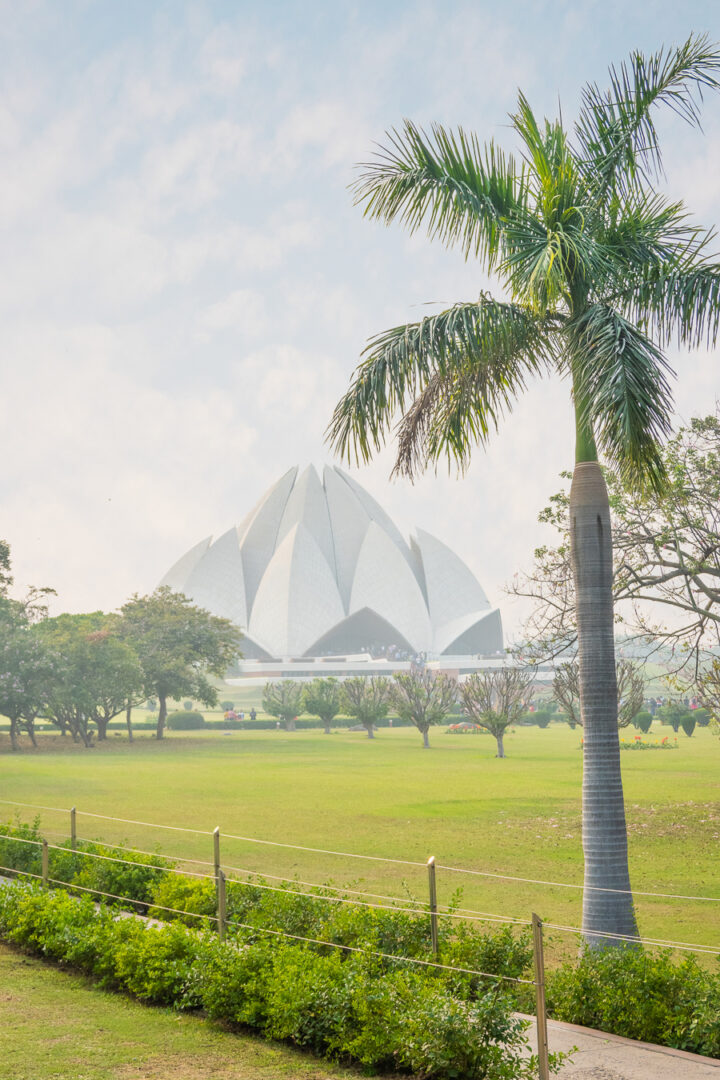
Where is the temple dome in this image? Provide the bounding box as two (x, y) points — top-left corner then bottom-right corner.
(160, 465), (503, 659)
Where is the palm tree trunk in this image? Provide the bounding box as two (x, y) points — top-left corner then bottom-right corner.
(570, 461), (638, 947)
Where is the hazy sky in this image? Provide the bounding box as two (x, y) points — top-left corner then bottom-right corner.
(2, 1), (719, 638)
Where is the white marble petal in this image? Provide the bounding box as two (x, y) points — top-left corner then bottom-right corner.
(183, 526), (247, 627)
(238, 466), (298, 613)
(159, 536), (212, 592)
(248, 522), (345, 656)
(349, 522), (432, 652)
(323, 465), (370, 610)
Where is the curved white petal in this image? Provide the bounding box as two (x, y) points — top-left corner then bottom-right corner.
(183, 527), (247, 627)
(159, 536), (212, 592)
(249, 522), (345, 656)
(239, 466), (298, 613)
(323, 465), (370, 610)
(350, 522), (432, 652)
(276, 465), (336, 579)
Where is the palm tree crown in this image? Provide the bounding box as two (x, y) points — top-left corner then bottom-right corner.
(329, 35), (720, 487)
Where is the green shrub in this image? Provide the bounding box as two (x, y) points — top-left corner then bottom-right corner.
(0, 882), (561, 1078)
(695, 708), (711, 727)
(0, 817), (42, 878)
(634, 710), (653, 733)
(681, 716), (696, 737)
(167, 710), (206, 730)
(547, 946), (720, 1058)
(533, 711), (551, 728)
(221, 700), (235, 711)
(50, 840), (174, 911)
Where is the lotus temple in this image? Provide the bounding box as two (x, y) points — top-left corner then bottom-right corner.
(160, 465), (504, 675)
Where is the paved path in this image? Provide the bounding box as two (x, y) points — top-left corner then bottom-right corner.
(521, 1014), (720, 1078)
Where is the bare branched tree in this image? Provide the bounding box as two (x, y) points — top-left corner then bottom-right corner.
(341, 676), (390, 739)
(390, 670), (457, 748)
(510, 413), (720, 681)
(554, 660), (645, 729)
(459, 669), (533, 758)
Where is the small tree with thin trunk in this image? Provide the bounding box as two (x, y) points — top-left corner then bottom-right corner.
(263, 680), (304, 731)
(459, 669), (533, 758)
(303, 677), (341, 734)
(389, 670), (457, 748)
(341, 676), (390, 739)
(120, 588), (242, 739)
(554, 660), (645, 729)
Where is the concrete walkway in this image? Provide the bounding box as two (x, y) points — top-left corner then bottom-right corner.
(521, 1014), (720, 1078)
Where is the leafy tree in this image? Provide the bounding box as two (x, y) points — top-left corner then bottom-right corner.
(0, 616), (58, 750)
(120, 588), (242, 739)
(634, 711), (653, 734)
(328, 37), (720, 944)
(459, 669), (533, 758)
(302, 677), (341, 734)
(341, 676), (390, 739)
(0, 550), (58, 750)
(553, 660), (645, 729)
(511, 413), (720, 678)
(262, 680), (304, 731)
(389, 670), (457, 748)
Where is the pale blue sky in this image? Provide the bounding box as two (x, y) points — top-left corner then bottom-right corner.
(2, 1), (719, 636)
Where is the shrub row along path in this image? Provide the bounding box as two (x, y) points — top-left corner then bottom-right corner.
(2, 878), (719, 1079)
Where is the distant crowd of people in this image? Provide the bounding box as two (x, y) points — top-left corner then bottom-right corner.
(224, 707), (257, 722)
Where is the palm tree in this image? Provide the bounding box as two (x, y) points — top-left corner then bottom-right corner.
(328, 36), (720, 946)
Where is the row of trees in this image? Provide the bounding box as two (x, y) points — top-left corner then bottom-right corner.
(0, 549), (242, 750)
(262, 669), (533, 757)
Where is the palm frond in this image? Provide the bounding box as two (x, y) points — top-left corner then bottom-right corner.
(568, 305), (674, 489)
(620, 263), (720, 349)
(327, 298), (556, 473)
(351, 120), (526, 266)
(575, 34), (720, 197)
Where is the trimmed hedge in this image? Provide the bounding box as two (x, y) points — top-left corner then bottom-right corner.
(547, 947), (720, 1058)
(0, 883), (559, 1079)
(167, 711), (206, 730)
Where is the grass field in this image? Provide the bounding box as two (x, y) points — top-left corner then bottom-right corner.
(0, 943), (358, 1080)
(1, 723), (719, 960)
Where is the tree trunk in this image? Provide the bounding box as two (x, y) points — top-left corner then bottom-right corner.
(570, 461), (638, 948)
(365, 723), (374, 739)
(25, 719), (37, 748)
(156, 695), (167, 739)
(422, 728), (430, 749)
(284, 716), (296, 731)
(323, 722), (331, 734)
(126, 701), (134, 742)
(95, 716), (109, 741)
(9, 716), (19, 751)
(495, 732), (505, 758)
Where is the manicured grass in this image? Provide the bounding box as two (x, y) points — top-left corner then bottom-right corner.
(0, 943), (359, 1080)
(1, 724), (718, 958)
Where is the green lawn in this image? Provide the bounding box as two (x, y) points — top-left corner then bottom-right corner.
(1, 724), (718, 959)
(0, 943), (359, 1080)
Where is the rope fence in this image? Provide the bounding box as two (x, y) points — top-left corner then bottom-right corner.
(2, 797), (718, 905)
(3, 794), (720, 1080)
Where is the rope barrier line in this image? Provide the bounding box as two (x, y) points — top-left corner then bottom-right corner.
(436, 864), (720, 904)
(220, 870), (530, 927)
(74, 836), (216, 868)
(0, 865), (43, 880)
(543, 921), (720, 955)
(224, 917), (535, 985)
(3, 798), (719, 906)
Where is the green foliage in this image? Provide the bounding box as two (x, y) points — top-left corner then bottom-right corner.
(221, 700), (234, 711)
(262, 680), (304, 729)
(183, 700), (193, 710)
(533, 710), (551, 728)
(0, 882), (562, 1078)
(657, 702), (691, 731)
(681, 716), (696, 737)
(694, 708), (711, 727)
(547, 946), (720, 1058)
(167, 710), (206, 730)
(634, 710), (653, 733)
(0, 817), (42, 877)
(302, 678), (341, 731)
(49, 840), (174, 911)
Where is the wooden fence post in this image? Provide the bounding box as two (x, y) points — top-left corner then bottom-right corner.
(70, 807), (77, 851)
(532, 912), (550, 1080)
(41, 839), (49, 889)
(427, 856), (439, 957)
(213, 827), (220, 881)
(217, 869), (227, 940)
